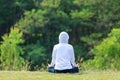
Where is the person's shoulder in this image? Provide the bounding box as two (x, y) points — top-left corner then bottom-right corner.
(54, 44), (59, 47)
(67, 44), (73, 48)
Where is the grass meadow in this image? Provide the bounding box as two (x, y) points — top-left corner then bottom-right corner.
(0, 71), (120, 80)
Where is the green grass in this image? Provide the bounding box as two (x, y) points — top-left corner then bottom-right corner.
(0, 71), (120, 80)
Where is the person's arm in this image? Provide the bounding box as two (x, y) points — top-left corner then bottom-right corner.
(70, 46), (77, 67)
(49, 45), (56, 67)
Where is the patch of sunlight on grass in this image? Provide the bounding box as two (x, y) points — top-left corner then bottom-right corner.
(0, 71), (120, 80)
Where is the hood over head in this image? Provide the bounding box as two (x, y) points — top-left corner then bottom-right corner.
(59, 32), (69, 43)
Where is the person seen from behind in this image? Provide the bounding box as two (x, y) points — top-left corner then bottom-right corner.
(48, 31), (79, 73)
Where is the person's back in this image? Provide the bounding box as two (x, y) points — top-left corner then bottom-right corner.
(54, 43), (74, 70)
(48, 32), (79, 73)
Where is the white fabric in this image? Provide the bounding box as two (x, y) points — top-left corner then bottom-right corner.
(50, 32), (77, 70)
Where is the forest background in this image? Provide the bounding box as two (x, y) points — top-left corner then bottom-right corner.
(0, 0), (120, 71)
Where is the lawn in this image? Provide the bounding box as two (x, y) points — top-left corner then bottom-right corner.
(0, 71), (120, 80)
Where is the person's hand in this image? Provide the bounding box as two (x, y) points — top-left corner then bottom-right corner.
(76, 64), (79, 67)
(48, 64), (51, 67)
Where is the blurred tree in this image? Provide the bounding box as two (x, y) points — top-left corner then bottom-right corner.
(83, 28), (120, 70)
(0, 0), (35, 40)
(0, 27), (24, 70)
(73, 0), (120, 60)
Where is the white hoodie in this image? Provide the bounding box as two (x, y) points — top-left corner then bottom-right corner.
(50, 32), (77, 70)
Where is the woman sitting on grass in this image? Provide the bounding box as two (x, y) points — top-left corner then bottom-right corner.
(48, 32), (79, 73)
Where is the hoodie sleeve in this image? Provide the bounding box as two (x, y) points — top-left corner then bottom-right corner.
(70, 46), (77, 67)
(49, 45), (57, 67)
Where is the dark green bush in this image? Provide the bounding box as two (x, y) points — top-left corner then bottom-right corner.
(23, 41), (47, 70)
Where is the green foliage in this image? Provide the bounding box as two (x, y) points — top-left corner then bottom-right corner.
(24, 41), (47, 70)
(15, 3), (71, 50)
(74, 45), (87, 63)
(41, 0), (60, 8)
(0, 0), (35, 38)
(15, 9), (48, 34)
(83, 28), (120, 70)
(0, 27), (24, 70)
(71, 9), (94, 19)
(81, 33), (103, 46)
